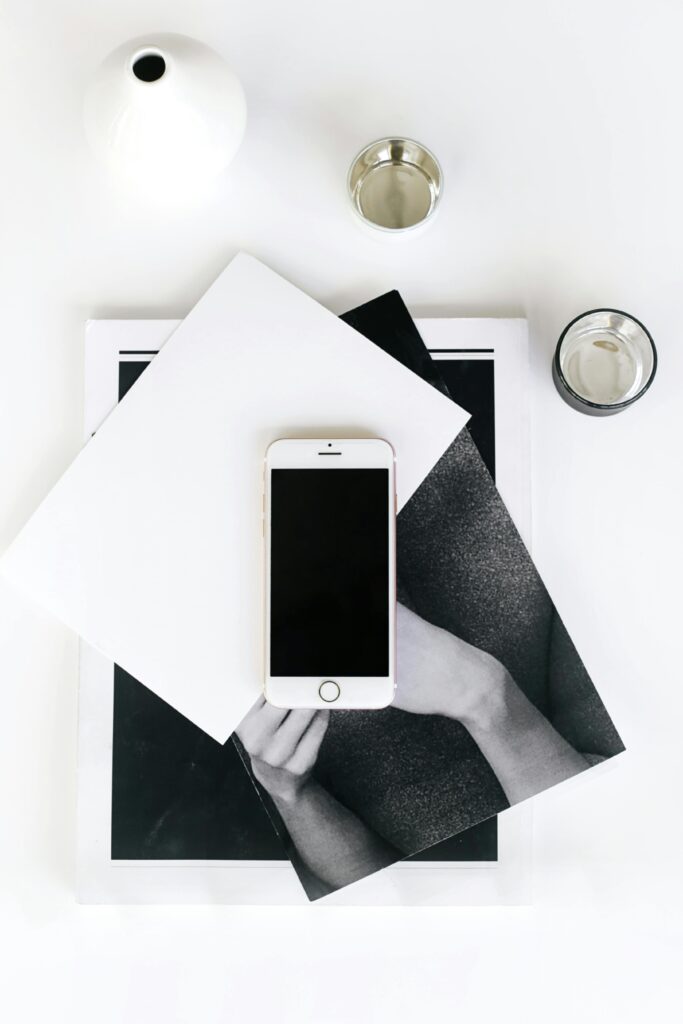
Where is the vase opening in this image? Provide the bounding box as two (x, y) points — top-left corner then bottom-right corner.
(132, 50), (166, 83)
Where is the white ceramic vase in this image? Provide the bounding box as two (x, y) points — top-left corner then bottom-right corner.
(84, 33), (247, 195)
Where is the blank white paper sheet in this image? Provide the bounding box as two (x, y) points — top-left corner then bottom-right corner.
(0, 254), (468, 741)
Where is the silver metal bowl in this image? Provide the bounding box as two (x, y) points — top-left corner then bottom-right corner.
(347, 138), (443, 231)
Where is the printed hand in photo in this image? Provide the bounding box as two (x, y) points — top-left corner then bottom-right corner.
(236, 699), (397, 892)
(394, 602), (511, 725)
(235, 698), (329, 805)
(237, 607), (593, 896)
(395, 603), (592, 804)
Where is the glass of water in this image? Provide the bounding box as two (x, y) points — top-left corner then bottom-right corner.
(553, 309), (657, 415)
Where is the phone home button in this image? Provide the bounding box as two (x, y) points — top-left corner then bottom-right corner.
(319, 680), (340, 703)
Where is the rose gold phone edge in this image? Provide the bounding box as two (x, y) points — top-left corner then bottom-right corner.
(263, 438), (396, 710)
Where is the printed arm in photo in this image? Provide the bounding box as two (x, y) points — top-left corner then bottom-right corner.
(236, 699), (397, 892)
(395, 603), (592, 804)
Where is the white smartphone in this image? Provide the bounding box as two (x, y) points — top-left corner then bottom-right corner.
(264, 438), (396, 709)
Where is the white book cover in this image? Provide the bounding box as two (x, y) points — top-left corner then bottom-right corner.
(77, 315), (533, 906)
(0, 254), (468, 741)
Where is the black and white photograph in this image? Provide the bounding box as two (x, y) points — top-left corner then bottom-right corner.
(232, 301), (624, 899)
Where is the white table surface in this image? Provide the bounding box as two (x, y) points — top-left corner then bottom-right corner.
(1, 2), (681, 1021)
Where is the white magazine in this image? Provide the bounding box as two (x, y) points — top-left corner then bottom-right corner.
(77, 316), (533, 906)
(1, 256), (468, 742)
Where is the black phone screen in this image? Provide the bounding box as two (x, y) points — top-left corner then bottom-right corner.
(269, 468), (390, 677)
